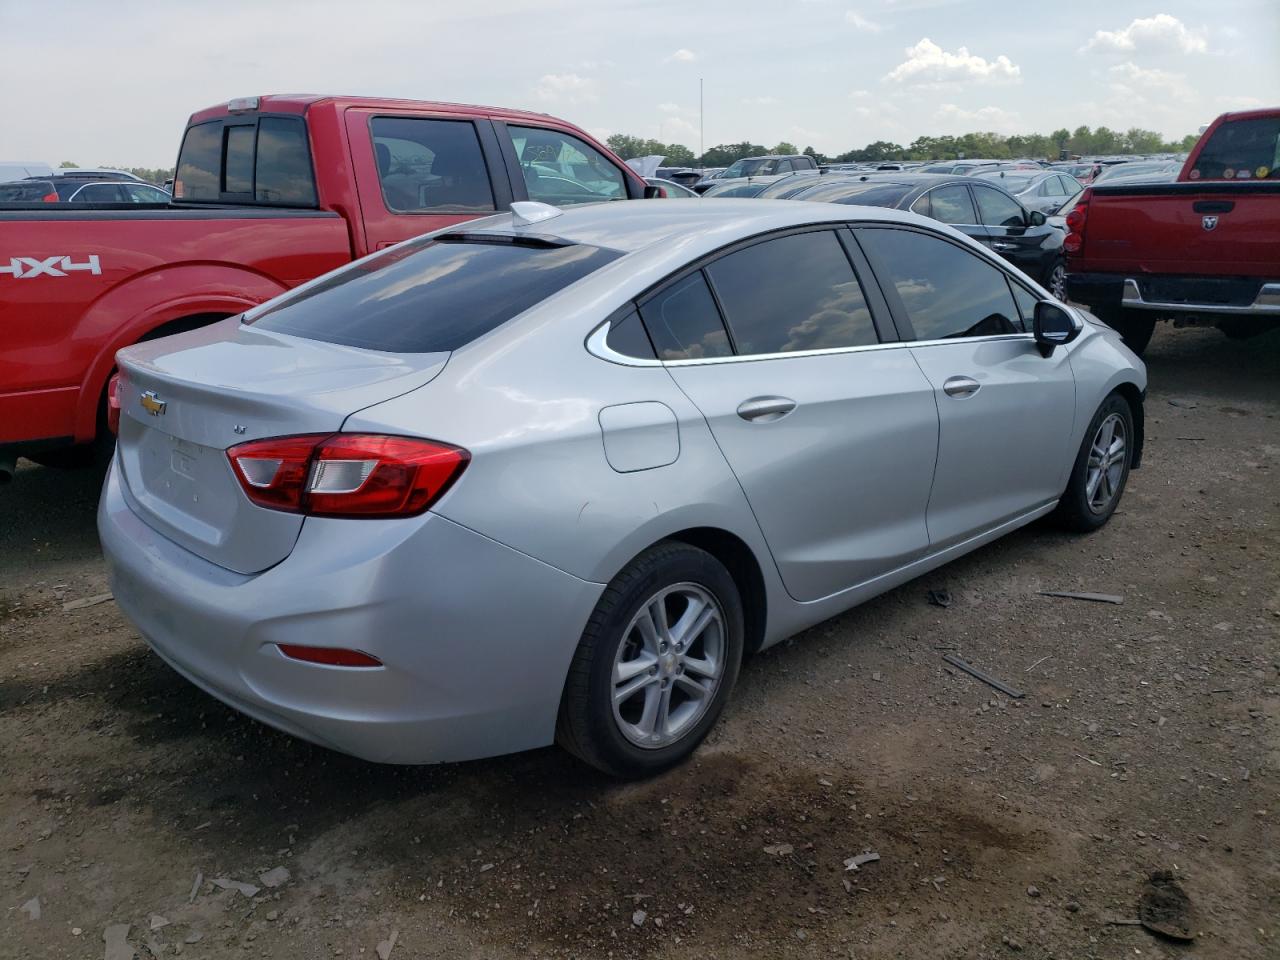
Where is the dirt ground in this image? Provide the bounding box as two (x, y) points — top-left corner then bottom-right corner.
(2, 325), (1277, 960)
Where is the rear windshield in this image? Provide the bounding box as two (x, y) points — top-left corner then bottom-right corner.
(0, 181), (53, 201)
(247, 236), (621, 353)
(174, 115), (318, 205)
(788, 180), (912, 206)
(1189, 116), (1280, 181)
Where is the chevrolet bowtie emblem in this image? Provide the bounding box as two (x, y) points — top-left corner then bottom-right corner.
(139, 390), (167, 416)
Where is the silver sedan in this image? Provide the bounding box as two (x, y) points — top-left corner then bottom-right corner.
(99, 199), (1146, 777)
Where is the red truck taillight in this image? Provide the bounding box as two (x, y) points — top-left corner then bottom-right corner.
(1063, 193), (1089, 255)
(227, 434), (468, 518)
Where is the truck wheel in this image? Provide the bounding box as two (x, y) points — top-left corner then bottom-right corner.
(556, 542), (744, 779)
(1094, 307), (1155, 356)
(1054, 392), (1134, 533)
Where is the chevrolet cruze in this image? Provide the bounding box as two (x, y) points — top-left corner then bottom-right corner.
(100, 199), (1145, 778)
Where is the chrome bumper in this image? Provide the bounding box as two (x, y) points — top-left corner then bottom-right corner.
(1121, 279), (1280, 316)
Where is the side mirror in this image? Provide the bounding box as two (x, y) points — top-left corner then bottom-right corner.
(1033, 300), (1080, 357)
(1028, 209), (1047, 226)
(643, 184), (665, 199)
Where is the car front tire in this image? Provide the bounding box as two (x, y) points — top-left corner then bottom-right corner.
(556, 541), (744, 778)
(1055, 392), (1135, 532)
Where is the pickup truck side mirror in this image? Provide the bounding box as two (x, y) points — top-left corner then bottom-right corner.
(1033, 300), (1080, 357)
(1028, 209), (1047, 227)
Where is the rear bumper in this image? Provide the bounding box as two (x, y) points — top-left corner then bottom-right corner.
(98, 461), (604, 764)
(1067, 272), (1280, 318)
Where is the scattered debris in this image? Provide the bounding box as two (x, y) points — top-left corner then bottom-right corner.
(927, 589), (953, 608)
(1138, 871), (1196, 942)
(376, 930), (399, 960)
(478, 863), (494, 873)
(763, 843), (794, 856)
(1025, 656), (1050, 673)
(1166, 398), (1198, 409)
(1026, 885), (1041, 898)
(632, 909), (647, 927)
(843, 851), (881, 872)
(258, 866), (290, 888)
(210, 877), (259, 898)
(1039, 591), (1124, 605)
(20, 896), (41, 920)
(942, 654), (1025, 699)
(148, 915), (170, 931)
(1075, 754), (1103, 767)
(871, 671), (883, 682)
(188, 870), (202, 903)
(62, 592), (113, 612)
(103, 923), (134, 960)
(184, 932), (204, 944)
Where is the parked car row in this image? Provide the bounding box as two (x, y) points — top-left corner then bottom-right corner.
(0, 169), (170, 205)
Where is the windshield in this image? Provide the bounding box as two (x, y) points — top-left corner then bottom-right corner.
(720, 158), (771, 178)
(980, 173), (1036, 192)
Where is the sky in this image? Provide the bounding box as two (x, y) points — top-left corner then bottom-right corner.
(1, 0), (1277, 167)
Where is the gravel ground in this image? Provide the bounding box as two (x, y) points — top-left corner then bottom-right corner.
(2, 325), (1277, 960)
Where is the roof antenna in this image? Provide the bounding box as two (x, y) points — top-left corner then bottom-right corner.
(511, 201), (563, 227)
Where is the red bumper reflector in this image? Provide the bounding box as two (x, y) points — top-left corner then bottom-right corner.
(106, 373), (122, 435)
(277, 644), (383, 668)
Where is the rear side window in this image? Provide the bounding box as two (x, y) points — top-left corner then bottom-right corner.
(1190, 117), (1280, 180)
(175, 116), (317, 205)
(858, 228), (1020, 340)
(370, 117), (495, 213)
(249, 237), (621, 353)
(639, 272), (732, 361)
(923, 185), (976, 224)
(706, 231), (878, 354)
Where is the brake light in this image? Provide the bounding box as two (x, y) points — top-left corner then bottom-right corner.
(106, 373), (122, 435)
(227, 433), (468, 518)
(43, 192), (59, 203)
(1063, 192), (1089, 255)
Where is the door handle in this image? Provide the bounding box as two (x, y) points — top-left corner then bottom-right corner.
(736, 396), (797, 422)
(943, 376), (981, 398)
(992, 241), (1017, 251)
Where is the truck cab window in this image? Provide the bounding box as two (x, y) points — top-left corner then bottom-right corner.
(369, 117), (496, 213)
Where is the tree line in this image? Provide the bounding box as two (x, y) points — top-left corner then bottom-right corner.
(608, 125), (1199, 168)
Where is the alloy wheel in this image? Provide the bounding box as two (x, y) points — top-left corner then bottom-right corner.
(1085, 413), (1127, 513)
(1048, 262), (1067, 300)
(611, 583), (725, 748)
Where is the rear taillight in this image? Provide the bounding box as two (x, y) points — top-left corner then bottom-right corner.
(227, 433), (468, 518)
(1063, 192), (1089, 255)
(42, 192), (59, 203)
(106, 373), (122, 435)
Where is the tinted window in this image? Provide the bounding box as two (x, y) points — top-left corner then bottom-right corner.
(859, 228), (1020, 340)
(973, 185), (1025, 227)
(75, 184), (125, 202)
(255, 117), (317, 205)
(604, 310), (657, 359)
(926, 185), (976, 224)
(509, 126), (626, 205)
(1009, 281), (1038, 332)
(223, 125), (255, 194)
(1191, 117), (1280, 181)
(249, 237), (620, 353)
(706, 231), (877, 354)
(174, 122), (221, 199)
(789, 180), (911, 206)
(639, 272), (732, 361)
(774, 160), (792, 174)
(370, 117), (494, 213)
(124, 183), (167, 203)
(0, 181), (54, 202)
(703, 181), (769, 198)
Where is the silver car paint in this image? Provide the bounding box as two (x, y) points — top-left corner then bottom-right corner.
(101, 199), (1146, 765)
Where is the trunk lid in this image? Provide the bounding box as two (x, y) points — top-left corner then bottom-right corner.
(114, 318), (449, 574)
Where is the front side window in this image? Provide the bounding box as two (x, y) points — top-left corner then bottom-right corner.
(74, 183), (125, 202)
(926, 185), (977, 224)
(973, 185), (1025, 227)
(249, 237), (620, 353)
(1190, 117), (1280, 181)
(638, 272), (732, 361)
(508, 125), (626, 205)
(124, 183), (168, 203)
(706, 231), (877, 354)
(859, 228), (1020, 340)
(370, 117), (495, 213)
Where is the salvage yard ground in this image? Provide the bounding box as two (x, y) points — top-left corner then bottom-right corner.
(2, 327), (1278, 959)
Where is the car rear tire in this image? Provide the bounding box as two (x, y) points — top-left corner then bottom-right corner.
(1043, 257), (1067, 301)
(1054, 392), (1134, 532)
(556, 541), (744, 778)
(1094, 307), (1155, 356)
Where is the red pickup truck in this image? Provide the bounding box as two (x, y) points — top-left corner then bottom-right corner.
(0, 94), (648, 479)
(1064, 108), (1280, 354)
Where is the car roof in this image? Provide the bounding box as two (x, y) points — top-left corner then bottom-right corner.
(455, 198), (932, 254)
(187, 94), (582, 129)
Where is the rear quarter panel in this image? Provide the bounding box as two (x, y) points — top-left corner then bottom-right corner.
(0, 212), (350, 444)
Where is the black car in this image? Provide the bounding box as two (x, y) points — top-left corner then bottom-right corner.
(655, 167), (703, 188)
(784, 173), (1066, 298)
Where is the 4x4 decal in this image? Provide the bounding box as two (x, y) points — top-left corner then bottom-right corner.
(0, 255), (102, 278)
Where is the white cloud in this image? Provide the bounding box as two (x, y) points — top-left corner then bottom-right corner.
(666, 48), (697, 63)
(657, 102), (683, 113)
(935, 103), (1021, 133)
(1108, 61), (1191, 97)
(845, 10), (882, 32)
(1081, 14), (1207, 55)
(849, 89), (873, 99)
(533, 73), (598, 104)
(884, 38), (1020, 85)
(741, 96), (779, 106)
